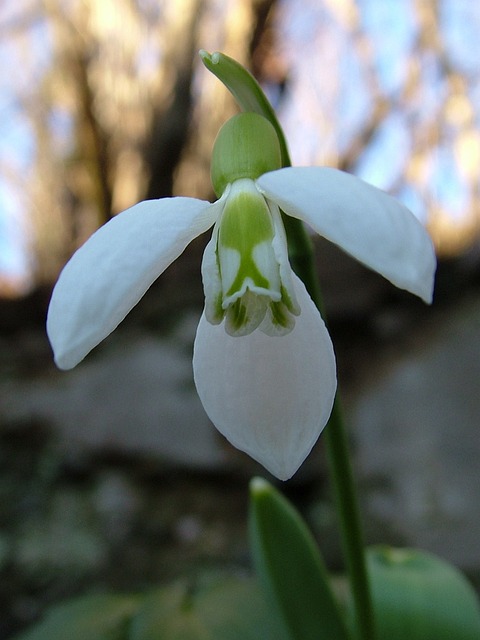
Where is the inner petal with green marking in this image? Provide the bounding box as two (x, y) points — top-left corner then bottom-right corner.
(212, 179), (299, 336)
(218, 179), (281, 303)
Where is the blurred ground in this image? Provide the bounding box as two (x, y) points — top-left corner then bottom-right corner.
(1, 239), (480, 639)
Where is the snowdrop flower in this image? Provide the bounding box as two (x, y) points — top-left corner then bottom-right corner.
(47, 112), (436, 480)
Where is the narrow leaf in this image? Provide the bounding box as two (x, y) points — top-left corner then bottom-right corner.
(249, 478), (351, 640)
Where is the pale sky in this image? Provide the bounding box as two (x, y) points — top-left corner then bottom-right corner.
(0, 0), (479, 289)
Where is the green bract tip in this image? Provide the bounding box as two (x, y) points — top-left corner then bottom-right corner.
(250, 477), (271, 496)
(211, 113), (282, 197)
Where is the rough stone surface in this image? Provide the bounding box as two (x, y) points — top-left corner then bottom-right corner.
(1, 285), (480, 637)
(1, 296), (479, 579)
(1, 316), (226, 470)
(350, 293), (480, 575)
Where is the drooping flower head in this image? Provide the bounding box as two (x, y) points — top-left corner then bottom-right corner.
(47, 107), (436, 480)
(203, 112), (300, 337)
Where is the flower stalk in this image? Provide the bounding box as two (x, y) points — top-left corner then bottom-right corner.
(281, 203), (376, 640)
(200, 50), (376, 640)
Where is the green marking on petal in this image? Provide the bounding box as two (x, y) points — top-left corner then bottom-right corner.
(270, 301), (290, 328)
(225, 291), (269, 336)
(224, 248), (270, 298)
(201, 227), (227, 326)
(211, 292), (225, 323)
(219, 184), (274, 249)
(228, 298), (248, 332)
(280, 284), (299, 316)
(217, 180), (280, 301)
(202, 178), (300, 338)
(259, 300), (296, 336)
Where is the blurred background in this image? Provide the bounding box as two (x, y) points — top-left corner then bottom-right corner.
(0, 0), (479, 637)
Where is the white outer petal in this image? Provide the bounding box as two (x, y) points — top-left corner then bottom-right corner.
(192, 274), (336, 480)
(257, 167), (436, 303)
(48, 197), (222, 369)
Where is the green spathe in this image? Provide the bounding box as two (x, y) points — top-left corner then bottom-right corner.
(211, 113), (282, 197)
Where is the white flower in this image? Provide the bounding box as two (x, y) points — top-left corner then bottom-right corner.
(47, 113), (436, 480)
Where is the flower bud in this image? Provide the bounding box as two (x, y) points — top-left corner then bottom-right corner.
(211, 113), (282, 197)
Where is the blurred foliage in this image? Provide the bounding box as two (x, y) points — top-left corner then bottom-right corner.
(12, 577), (289, 640)
(0, 0), (479, 293)
(1, 0), (263, 287)
(12, 478), (480, 640)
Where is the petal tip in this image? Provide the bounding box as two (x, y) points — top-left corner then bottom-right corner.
(53, 352), (79, 371)
(252, 441), (319, 481)
(193, 274), (336, 481)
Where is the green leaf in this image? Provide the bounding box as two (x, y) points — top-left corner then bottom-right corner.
(199, 50), (291, 167)
(12, 576), (288, 640)
(129, 583), (209, 640)
(249, 477), (351, 640)
(360, 546), (480, 640)
(129, 577), (289, 640)
(12, 593), (141, 640)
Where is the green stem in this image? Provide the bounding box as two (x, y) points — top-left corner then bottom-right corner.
(200, 49), (375, 640)
(324, 402), (374, 640)
(284, 216), (375, 640)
